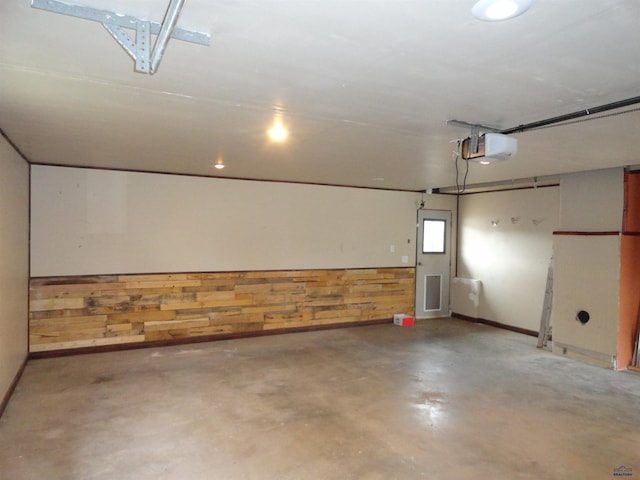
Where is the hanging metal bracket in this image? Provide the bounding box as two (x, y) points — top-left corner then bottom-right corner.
(447, 119), (501, 154)
(31, 0), (210, 74)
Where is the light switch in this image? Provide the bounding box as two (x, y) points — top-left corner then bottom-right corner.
(402, 255), (408, 263)
(390, 245), (395, 253)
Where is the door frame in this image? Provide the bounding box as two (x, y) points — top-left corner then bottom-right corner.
(415, 209), (452, 319)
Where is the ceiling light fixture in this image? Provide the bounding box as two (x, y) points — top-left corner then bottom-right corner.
(268, 119), (288, 142)
(214, 157), (225, 169)
(471, 0), (532, 21)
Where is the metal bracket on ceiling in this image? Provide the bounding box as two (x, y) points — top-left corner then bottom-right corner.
(31, 0), (210, 74)
(447, 119), (500, 154)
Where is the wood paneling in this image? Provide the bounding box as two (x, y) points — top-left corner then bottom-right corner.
(619, 235), (640, 369)
(29, 268), (415, 353)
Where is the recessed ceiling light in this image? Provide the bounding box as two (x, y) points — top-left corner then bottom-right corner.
(214, 157), (225, 169)
(268, 119), (288, 142)
(472, 0), (532, 21)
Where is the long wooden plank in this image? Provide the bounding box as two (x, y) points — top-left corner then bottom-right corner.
(107, 310), (176, 324)
(30, 334), (146, 352)
(118, 274), (190, 282)
(125, 280), (202, 289)
(144, 318), (210, 331)
(30, 297), (85, 312)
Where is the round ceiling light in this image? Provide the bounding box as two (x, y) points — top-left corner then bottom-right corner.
(268, 120), (288, 142)
(472, 0), (532, 21)
(213, 156), (225, 169)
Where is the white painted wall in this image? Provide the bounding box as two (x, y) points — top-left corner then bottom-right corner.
(0, 136), (29, 404)
(455, 186), (559, 331)
(31, 166), (455, 276)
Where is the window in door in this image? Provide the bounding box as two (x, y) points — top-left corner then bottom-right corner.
(422, 219), (446, 254)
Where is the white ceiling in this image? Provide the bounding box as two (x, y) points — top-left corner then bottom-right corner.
(1, 0), (639, 191)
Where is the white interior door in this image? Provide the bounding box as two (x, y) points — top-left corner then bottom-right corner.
(415, 209), (452, 319)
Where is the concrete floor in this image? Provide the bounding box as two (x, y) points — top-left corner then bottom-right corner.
(1, 318), (639, 480)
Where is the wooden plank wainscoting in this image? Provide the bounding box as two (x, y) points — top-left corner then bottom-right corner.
(29, 268), (415, 355)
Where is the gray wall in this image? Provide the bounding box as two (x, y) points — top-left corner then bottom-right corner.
(0, 135), (29, 405)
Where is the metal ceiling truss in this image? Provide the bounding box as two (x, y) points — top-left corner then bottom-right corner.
(31, 0), (210, 74)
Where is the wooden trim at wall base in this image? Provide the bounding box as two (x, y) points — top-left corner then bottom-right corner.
(0, 355), (28, 419)
(452, 312), (538, 337)
(28, 318), (392, 360)
(552, 231), (620, 236)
